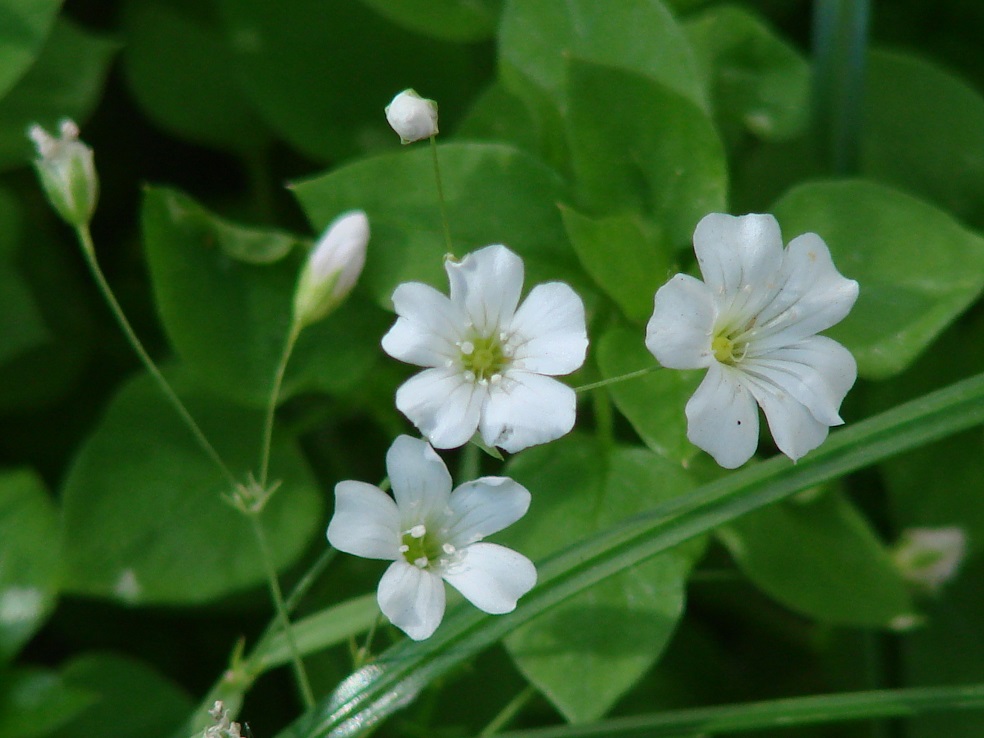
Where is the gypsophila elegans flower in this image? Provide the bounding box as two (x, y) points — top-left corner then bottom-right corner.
(327, 435), (536, 641)
(293, 210), (369, 328)
(892, 527), (967, 594)
(381, 245), (588, 453)
(646, 213), (859, 469)
(385, 89), (439, 144)
(28, 119), (98, 227)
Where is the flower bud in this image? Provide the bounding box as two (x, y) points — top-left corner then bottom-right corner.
(891, 527), (967, 594)
(28, 119), (98, 228)
(385, 89), (439, 144)
(293, 210), (369, 328)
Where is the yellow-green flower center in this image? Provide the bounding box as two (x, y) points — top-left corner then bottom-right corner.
(460, 334), (508, 382)
(400, 525), (446, 568)
(711, 335), (736, 364)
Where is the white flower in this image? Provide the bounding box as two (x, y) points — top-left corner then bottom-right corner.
(28, 119), (98, 227)
(385, 89), (439, 144)
(645, 213), (859, 468)
(892, 527), (967, 594)
(327, 435), (536, 641)
(381, 245), (588, 453)
(293, 210), (369, 328)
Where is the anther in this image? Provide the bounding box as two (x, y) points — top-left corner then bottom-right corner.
(409, 524), (426, 538)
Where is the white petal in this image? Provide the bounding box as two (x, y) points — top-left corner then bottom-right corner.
(508, 282), (588, 375)
(645, 274), (716, 369)
(741, 373), (830, 462)
(381, 282), (464, 367)
(693, 213), (784, 300)
(742, 336), (857, 427)
(447, 245), (524, 335)
(442, 543), (536, 615)
(750, 232), (859, 350)
(685, 363), (760, 468)
(446, 477), (531, 546)
(327, 481), (400, 560)
(377, 561), (446, 641)
(479, 372), (575, 453)
(395, 367), (486, 449)
(386, 435), (453, 522)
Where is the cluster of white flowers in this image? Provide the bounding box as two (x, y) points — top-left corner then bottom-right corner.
(315, 93), (865, 641)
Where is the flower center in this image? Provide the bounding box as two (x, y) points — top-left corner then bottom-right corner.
(459, 333), (509, 383)
(399, 524), (455, 569)
(711, 330), (749, 365)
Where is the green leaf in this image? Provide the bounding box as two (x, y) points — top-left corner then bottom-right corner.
(142, 186), (387, 407)
(0, 668), (94, 738)
(59, 370), (324, 604)
(47, 654), (192, 738)
(0, 0), (60, 100)
(0, 190), (47, 368)
(215, 0), (486, 161)
(0, 19), (116, 170)
(771, 180), (984, 379)
(566, 60), (727, 246)
(597, 325), (701, 465)
(456, 81), (540, 156)
(499, 0), (706, 112)
(0, 469), (58, 662)
(684, 5), (810, 142)
(121, 0), (266, 153)
(292, 142), (584, 306)
(718, 491), (914, 627)
(501, 436), (700, 722)
(561, 207), (670, 323)
(357, 0), (501, 42)
(274, 372), (984, 738)
(862, 49), (984, 227)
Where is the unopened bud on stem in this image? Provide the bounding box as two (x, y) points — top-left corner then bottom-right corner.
(892, 526), (967, 594)
(28, 119), (98, 228)
(293, 210), (369, 328)
(385, 89), (439, 144)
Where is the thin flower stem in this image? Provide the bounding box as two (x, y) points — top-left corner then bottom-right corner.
(75, 225), (237, 487)
(574, 366), (659, 394)
(259, 320), (302, 488)
(459, 440), (481, 481)
(248, 513), (315, 709)
(479, 685), (538, 737)
(430, 135), (454, 254)
(354, 613), (386, 669)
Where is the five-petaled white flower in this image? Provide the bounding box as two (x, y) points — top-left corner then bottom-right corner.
(327, 435), (537, 641)
(646, 213), (859, 469)
(381, 244), (588, 453)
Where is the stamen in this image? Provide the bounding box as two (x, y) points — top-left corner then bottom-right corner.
(409, 524), (426, 538)
(460, 340), (474, 355)
(414, 557), (428, 568)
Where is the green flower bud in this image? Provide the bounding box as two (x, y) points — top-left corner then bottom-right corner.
(28, 120), (98, 228)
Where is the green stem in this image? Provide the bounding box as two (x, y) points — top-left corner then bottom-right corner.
(249, 514), (315, 709)
(354, 613), (386, 669)
(259, 320), (301, 488)
(75, 225), (237, 487)
(812, 0), (871, 175)
(458, 440), (481, 482)
(574, 366), (658, 394)
(479, 686), (538, 737)
(491, 683), (984, 738)
(430, 136), (454, 254)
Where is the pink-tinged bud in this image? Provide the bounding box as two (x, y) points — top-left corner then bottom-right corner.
(385, 89), (439, 144)
(293, 210), (369, 328)
(28, 119), (98, 228)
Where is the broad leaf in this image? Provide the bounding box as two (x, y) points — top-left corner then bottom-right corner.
(566, 60), (727, 246)
(0, 0), (61, 100)
(60, 371), (324, 604)
(142, 187), (387, 407)
(0, 668), (94, 738)
(357, 0), (501, 42)
(719, 491), (914, 627)
(501, 436), (701, 722)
